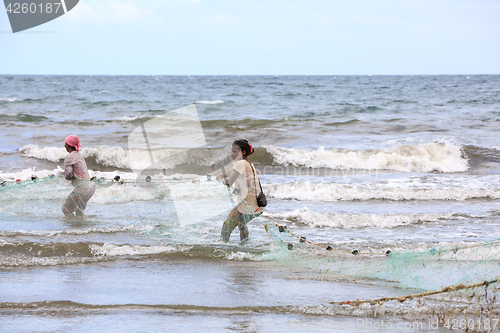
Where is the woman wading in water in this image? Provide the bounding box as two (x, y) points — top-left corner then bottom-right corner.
(217, 140), (265, 242)
(61, 135), (95, 218)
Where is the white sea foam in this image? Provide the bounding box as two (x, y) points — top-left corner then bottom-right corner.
(0, 256), (105, 267)
(116, 115), (159, 121)
(89, 177), (231, 204)
(85, 146), (130, 168)
(0, 167), (142, 182)
(267, 208), (453, 228)
(90, 243), (188, 256)
(19, 145), (131, 168)
(90, 184), (168, 203)
(264, 141), (468, 173)
(265, 175), (500, 201)
(19, 145), (67, 162)
(0, 97), (20, 102)
(0, 170), (235, 210)
(90, 170), (139, 180)
(262, 127), (288, 132)
(18, 144), (228, 170)
(116, 115), (144, 121)
(0, 225), (152, 237)
(195, 100), (224, 104)
(225, 251), (258, 261)
(0, 167), (62, 181)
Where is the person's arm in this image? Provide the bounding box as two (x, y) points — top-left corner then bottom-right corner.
(216, 169), (233, 180)
(64, 155), (75, 180)
(223, 170), (239, 186)
(65, 164), (74, 180)
(223, 160), (246, 186)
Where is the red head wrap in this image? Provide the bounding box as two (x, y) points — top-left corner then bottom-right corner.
(65, 135), (81, 152)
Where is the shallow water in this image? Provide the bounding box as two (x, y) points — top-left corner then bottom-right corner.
(1, 259), (451, 333)
(2, 75), (500, 332)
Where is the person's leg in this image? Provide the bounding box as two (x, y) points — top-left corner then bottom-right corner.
(238, 214), (250, 241)
(221, 207), (241, 242)
(238, 213), (261, 241)
(75, 193), (86, 217)
(75, 182), (95, 217)
(62, 188), (78, 217)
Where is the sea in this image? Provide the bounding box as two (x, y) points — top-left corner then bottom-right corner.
(1, 75), (500, 332)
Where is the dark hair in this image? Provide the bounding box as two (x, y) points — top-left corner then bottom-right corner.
(233, 139), (254, 156)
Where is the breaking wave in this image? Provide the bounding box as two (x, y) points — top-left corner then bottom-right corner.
(263, 141), (468, 173)
(265, 175), (500, 201)
(267, 209), (454, 228)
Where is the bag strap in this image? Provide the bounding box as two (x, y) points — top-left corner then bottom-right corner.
(245, 159), (263, 198)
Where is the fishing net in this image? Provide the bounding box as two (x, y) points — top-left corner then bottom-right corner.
(2, 171), (500, 330)
(3, 103), (499, 330)
(262, 217), (500, 330)
(2, 166), (500, 287)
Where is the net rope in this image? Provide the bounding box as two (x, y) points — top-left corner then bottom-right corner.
(2, 175), (500, 327)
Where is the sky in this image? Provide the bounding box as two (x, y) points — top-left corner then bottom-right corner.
(0, 0), (499, 75)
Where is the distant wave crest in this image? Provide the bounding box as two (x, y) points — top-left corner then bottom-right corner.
(196, 100), (224, 105)
(263, 141), (468, 173)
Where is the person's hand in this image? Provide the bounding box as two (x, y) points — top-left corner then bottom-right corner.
(216, 174), (224, 180)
